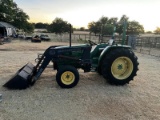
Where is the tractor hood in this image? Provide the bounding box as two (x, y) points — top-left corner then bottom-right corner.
(54, 44), (90, 49)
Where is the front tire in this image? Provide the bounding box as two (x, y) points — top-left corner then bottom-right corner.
(101, 48), (139, 85)
(56, 65), (79, 88)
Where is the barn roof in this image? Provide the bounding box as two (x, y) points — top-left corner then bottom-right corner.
(0, 21), (16, 29)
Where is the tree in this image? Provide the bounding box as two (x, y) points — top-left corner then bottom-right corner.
(48, 18), (71, 34)
(23, 22), (34, 33)
(154, 27), (160, 34)
(35, 22), (49, 29)
(102, 24), (114, 35)
(88, 15), (144, 36)
(116, 15), (144, 35)
(107, 17), (118, 24)
(102, 17), (118, 35)
(0, 0), (34, 32)
(127, 21), (144, 34)
(99, 16), (108, 25)
(116, 15), (129, 35)
(12, 8), (29, 29)
(0, 0), (14, 22)
(88, 16), (117, 35)
(88, 21), (101, 35)
(80, 27), (85, 31)
(145, 31), (152, 34)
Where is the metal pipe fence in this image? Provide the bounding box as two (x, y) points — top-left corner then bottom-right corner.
(135, 36), (160, 57)
(48, 33), (127, 44)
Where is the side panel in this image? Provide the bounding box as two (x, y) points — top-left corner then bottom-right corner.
(53, 45), (92, 71)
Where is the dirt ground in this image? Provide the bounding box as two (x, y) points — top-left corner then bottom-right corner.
(0, 40), (160, 120)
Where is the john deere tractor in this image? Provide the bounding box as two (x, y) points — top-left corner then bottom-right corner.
(4, 23), (139, 89)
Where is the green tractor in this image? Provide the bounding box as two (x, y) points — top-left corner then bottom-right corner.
(4, 24), (139, 89)
(53, 40), (138, 88)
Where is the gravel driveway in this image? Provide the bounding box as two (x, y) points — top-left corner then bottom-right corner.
(0, 40), (160, 120)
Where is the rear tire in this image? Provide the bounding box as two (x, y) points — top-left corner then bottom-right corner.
(101, 48), (139, 85)
(56, 65), (79, 88)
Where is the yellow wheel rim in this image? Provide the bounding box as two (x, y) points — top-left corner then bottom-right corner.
(111, 57), (133, 80)
(61, 71), (75, 85)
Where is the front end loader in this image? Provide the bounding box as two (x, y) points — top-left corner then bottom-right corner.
(3, 44), (92, 89)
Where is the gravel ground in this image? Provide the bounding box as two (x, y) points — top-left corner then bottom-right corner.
(0, 40), (160, 120)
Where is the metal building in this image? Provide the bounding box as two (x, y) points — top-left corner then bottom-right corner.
(0, 21), (17, 37)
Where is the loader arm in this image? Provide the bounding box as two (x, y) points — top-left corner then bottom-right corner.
(31, 46), (58, 83)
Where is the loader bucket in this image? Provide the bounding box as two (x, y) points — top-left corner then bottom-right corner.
(3, 62), (36, 90)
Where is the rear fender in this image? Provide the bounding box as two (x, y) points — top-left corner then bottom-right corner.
(98, 45), (131, 67)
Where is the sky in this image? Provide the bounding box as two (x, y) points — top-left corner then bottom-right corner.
(14, 0), (160, 32)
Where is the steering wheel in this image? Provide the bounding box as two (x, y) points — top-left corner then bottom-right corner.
(88, 40), (97, 46)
